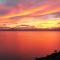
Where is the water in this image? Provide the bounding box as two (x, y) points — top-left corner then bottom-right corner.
(0, 31), (60, 60)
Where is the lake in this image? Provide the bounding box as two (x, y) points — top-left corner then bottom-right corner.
(0, 31), (60, 60)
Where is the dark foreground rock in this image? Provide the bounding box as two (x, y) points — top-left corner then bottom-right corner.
(35, 51), (60, 60)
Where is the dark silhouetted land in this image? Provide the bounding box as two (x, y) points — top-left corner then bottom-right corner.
(35, 50), (60, 60)
(0, 28), (60, 31)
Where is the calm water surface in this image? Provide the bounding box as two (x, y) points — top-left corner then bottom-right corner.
(0, 31), (60, 60)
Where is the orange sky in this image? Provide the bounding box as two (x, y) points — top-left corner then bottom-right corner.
(0, 0), (60, 28)
(0, 4), (60, 19)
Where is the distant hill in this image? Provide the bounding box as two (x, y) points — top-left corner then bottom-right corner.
(0, 27), (60, 31)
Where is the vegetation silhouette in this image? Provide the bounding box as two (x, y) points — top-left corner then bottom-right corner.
(35, 50), (60, 60)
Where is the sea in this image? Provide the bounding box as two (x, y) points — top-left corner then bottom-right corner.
(0, 31), (60, 60)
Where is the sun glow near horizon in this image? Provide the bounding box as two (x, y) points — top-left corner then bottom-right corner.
(18, 18), (60, 29)
(0, 17), (60, 29)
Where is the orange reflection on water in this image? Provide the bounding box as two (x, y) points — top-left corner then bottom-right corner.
(0, 31), (60, 60)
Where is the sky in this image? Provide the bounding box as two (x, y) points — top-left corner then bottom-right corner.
(0, 0), (60, 28)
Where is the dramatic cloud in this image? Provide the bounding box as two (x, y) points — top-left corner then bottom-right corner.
(0, 0), (60, 21)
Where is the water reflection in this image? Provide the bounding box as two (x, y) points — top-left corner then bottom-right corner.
(0, 31), (60, 60)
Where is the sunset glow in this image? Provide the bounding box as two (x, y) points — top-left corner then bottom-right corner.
(0, 1), (60, 60)
(0, 0), (60, 29)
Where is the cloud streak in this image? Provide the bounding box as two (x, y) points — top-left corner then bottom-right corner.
(1, 4), (50, 18)
(0, 0), (60, 21)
